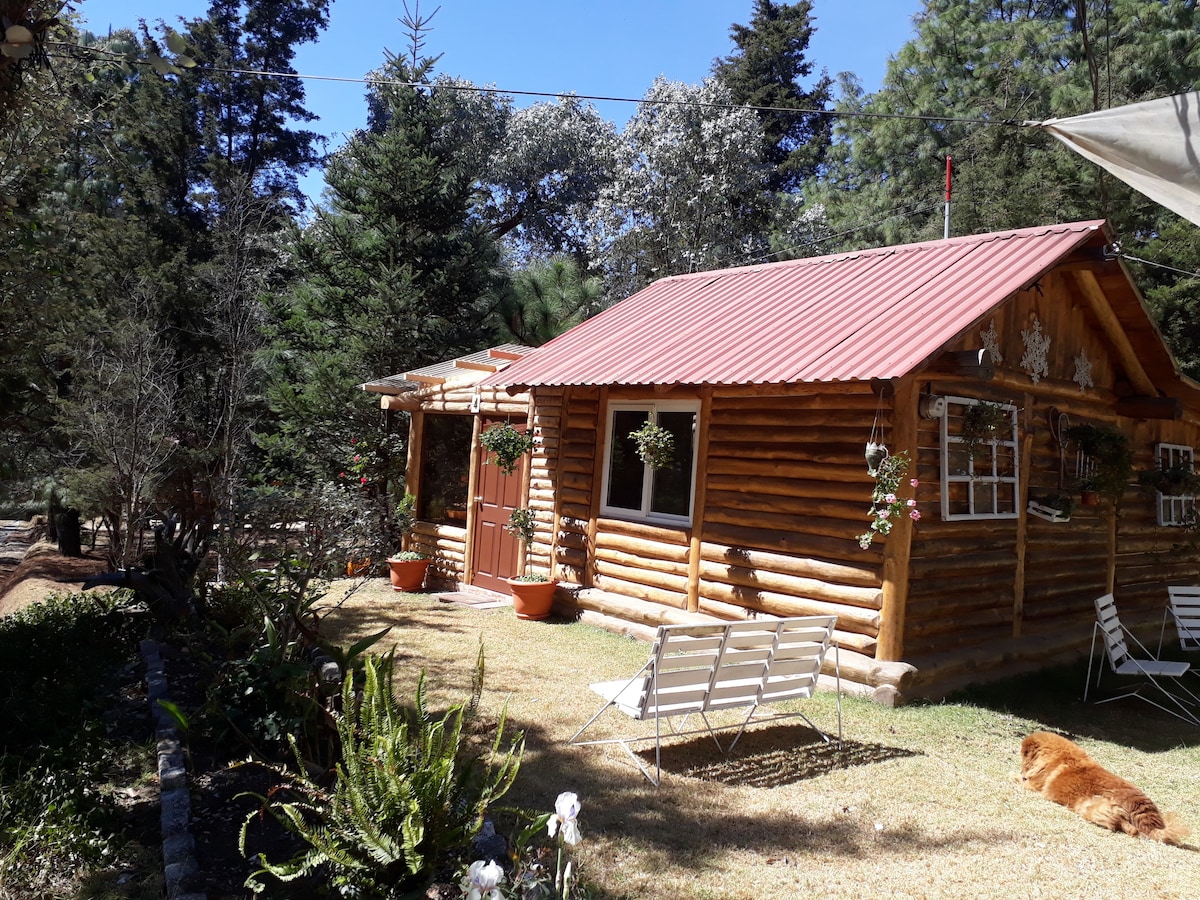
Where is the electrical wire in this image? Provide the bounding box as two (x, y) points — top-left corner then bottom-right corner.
(44, 40), (1036, 130)
(1120, 253), (1200, 281)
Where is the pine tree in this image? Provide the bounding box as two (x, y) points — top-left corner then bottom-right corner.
(712, 0), (833, 192)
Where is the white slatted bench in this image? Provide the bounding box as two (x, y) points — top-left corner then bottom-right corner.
(568, 616), (841, 784)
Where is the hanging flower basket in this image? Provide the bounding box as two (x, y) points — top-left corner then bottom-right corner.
(479, 422), (534, 475)
(630, 421), (675, 470)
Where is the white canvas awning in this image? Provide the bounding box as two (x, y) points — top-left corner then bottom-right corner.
(1032, 92), (1200, 227)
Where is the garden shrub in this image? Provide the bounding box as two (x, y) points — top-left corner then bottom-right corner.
(242, 649), (524, 897)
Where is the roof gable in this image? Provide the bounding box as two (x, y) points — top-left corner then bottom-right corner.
(481, 221), (1117, 388)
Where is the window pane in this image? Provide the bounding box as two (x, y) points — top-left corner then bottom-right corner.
(418, 414), (473, 523)
(606, 410), (646, 511)
(650, 411), (695, 517)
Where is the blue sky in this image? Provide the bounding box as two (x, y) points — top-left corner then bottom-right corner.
(76, 0), (925, 202)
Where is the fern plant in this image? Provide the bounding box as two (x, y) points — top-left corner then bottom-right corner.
(240, 648), (524, 897)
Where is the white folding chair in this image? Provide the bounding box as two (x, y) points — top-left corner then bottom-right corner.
(1159, 585), (1200, 654)
(1086, 593), (1200, 726)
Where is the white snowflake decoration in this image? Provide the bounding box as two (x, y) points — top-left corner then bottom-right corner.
(1020, 315), (1051, 384)
(1073, 348), (1094, 392)
(981, 319), (1003, 364)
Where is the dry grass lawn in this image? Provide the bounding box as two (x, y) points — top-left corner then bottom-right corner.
(321, 579), (1200, 900)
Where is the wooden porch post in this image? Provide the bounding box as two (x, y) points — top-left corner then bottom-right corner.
(685, 387), (714, 613)
(1013, 397), (1034, 637)
(584, 387), (610, 589)
(462, 413), (483, 586)
(877, 376), (918, 661)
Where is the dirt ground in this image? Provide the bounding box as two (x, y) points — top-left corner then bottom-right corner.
(0, 525), (111, 617)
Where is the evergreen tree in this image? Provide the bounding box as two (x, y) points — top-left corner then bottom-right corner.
(264, 46), (505, 483)
(809, 0), (1200, 374)
(712, 0), (833, 192)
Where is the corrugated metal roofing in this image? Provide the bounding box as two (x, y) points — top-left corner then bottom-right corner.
(361, 344), (533, 394)
(478, 221), (1109, 388)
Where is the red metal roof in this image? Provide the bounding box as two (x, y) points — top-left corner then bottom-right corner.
(480, 221), (1110, 388)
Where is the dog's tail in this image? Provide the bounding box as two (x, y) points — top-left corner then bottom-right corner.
(1128, 795), (1191, 845)
(1143, 809), (1190, 845)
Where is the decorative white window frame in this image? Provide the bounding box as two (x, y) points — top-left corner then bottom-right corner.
(600, 401), (700, 526)
(1154, 442), (1197, 527)
(940, 396), (1021, 521)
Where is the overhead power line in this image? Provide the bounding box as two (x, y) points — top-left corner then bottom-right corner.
(46, 41), (1032, 130)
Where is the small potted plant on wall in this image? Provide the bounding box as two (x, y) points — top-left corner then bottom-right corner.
(1066, 423), (1133, 506)
(387, 493), (430, 592)
(1137, 461), (1200, 497)
(479, 421), (534, 476)
(959, 400), (1009, 468)
(504, 507), (557, 620)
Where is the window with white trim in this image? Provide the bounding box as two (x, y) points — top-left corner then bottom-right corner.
(601, 402), (699, 524)
(940, 396), (1020, 520)
(1153, 443), (1197, 527)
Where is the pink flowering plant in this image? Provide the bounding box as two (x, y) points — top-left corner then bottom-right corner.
(857, 451), (920, 550)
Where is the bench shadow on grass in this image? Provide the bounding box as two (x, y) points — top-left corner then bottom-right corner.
(632, 724), (922, 788)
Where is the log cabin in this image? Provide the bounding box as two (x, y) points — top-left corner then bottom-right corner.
(364, 220), (1200, 703)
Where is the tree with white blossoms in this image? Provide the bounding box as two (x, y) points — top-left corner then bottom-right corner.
(588, 76), (780, 303)
(431, 81), (620, 267)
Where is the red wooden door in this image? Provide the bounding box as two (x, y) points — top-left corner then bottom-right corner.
(471, 418), (523, 592)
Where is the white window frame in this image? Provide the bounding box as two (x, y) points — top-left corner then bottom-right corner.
(1154, 442), (1197, 527)
(940, 396), (1020, 521)
(600, 401), (700, 526)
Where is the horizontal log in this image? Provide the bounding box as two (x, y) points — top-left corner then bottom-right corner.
(708, 407), (876, 428)
(586, 577), (688, 610)
(703, 521), (873, 566)
(555, 546), (587, 568)
(557, 564), (587, 584)
(559, 516), (588, 533)
(699, 581), (880, 634)
(708, 441), (882, 466)
(707, 457), (865, 483)
(572, 588), (708, 627)
(697, 559), (881, 610)
(704, 506), (863, 536)
(559, 470), (592, 491)
(706, 489), (866, 523)
(595, 558), (690, 594)
(556, 530), (588, 551)
(559, 502), (590, 521)
(707, 474), (869, 503)
(710, 384), (877, 403)
(594, 531), (690, 563)
(596, 517), (691, 547)
(596, 546), (690, 578)
(414, 522), (467, 539)
(699, 542), (878, 588)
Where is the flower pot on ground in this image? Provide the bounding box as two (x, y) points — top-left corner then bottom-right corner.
(388, 553), (431, 592)
(506, 575), (558, 620)
(387, 493), (429, 591)
(504, 507), (557, 618)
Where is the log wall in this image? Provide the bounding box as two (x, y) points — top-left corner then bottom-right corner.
(902, 272), (1200, 670)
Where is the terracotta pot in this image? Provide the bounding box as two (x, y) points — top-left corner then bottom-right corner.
(388, 558), (430, 592)
(506, 578), (558, 620)
(1079, 490), (1100, 507)
(345, 557), (372, 577)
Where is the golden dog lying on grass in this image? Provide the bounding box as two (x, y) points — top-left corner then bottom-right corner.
(1020, 731), (1189, 845)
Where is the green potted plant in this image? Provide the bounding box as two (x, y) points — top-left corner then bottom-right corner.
(629, 420), (675, 470)
(479, 421), (534, 476)
(1027, 492), (1074, 522)
(503, 507), (556, 620)
(959, 401), (1009, 467)
(1137, 462), (1200, 497)
(387, 493), (430, 592)
(1066, 424), (1133, 505)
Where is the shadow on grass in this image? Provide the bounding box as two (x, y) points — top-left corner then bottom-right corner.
(646, 725), (922, 787)
(944, 656), (1200, 752)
